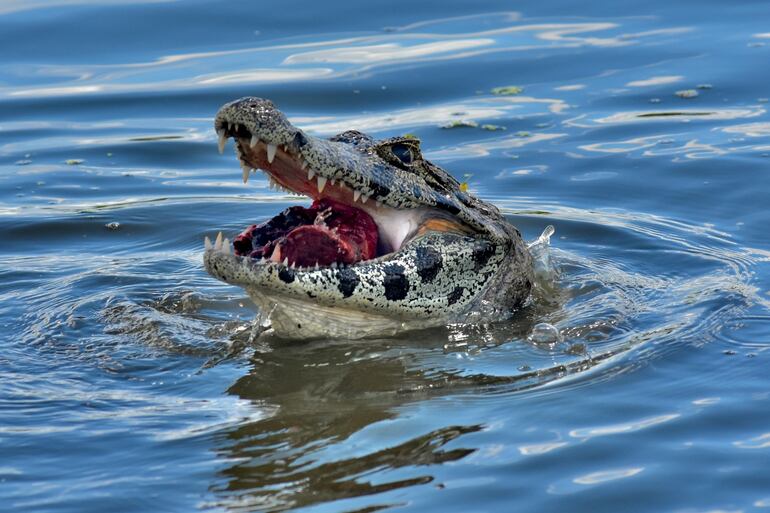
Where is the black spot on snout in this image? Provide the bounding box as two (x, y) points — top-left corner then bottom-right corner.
(447, 286), (465, 305)
(472, 241), (496, 270)
(369, 182), (391, 200)
(415, 246), (443, 283)
(336, 267), (360, 298)
(278, 267), (295, 283)
(383, 263), (409, 301)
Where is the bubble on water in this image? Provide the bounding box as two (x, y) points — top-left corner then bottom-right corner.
(528, 323), (563, 345)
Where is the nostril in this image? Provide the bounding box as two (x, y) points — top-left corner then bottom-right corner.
(292, 131), (308, 149)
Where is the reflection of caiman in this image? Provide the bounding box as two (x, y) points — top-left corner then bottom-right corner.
(205, 97), (533, 339)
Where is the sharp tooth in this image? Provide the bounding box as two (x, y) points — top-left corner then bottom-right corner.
(317, 176), (327, 193)
(250, 134), (258, 148)
(215, 231), (223, 250)
(223, 238), (231, 254)
(217, 130), (226, 154)
(283, 257), (289, 267)
(331, 179), (336, 186)
(308, 168), (315, 180)
(291, 262), (296, 269)
(204, 236), (212, 250)
(353, 190), (361, 202)
(301, 160), (308, 169)
(234, 123), (240, 133)
(227, 122), (232, 131)
(266, 144), (277, 163)
(241, 162), (250, 183)
(361, 194), (369, 204)
(314, 262), (319, 270)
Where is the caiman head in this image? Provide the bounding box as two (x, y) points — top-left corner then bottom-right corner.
(205, 97), (533, 339)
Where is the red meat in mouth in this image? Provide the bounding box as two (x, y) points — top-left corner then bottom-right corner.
(232, 198), (379, 268)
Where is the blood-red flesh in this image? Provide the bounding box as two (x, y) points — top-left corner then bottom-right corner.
(232, 198), (379, 267)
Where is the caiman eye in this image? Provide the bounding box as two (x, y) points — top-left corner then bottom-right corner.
(391, 143), (414, 165)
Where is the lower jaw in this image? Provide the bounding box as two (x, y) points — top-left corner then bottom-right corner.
(245, 289), (442, 340)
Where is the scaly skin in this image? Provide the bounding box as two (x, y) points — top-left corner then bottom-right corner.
(205, 97), (533, 339)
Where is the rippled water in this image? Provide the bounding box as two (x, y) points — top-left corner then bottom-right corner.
(3, 1), (770, 512)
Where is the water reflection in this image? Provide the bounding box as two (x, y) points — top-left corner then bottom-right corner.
(0, 14), (690, 99)
(626, 75), (684, 87)
(571, 107), (765, 127)
(572, 467), (644, 485)
(210, 339), (484, 511)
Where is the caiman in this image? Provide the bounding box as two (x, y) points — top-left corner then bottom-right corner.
(204, 97), (533, 339)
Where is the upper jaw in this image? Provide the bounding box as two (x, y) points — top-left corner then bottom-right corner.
(214, 97), (473, 220)
(214, 97), (470, 252)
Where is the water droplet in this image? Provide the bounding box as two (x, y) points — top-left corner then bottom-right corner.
(528, 323), (562, 345)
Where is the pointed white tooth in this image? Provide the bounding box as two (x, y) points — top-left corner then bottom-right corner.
(241, 163), (250, 184)
(204, 236), (212, 250)
(301, 160), (308, 170)
(250, 134), (258, 148)
(331, 179), (336, 186)
(317, 176), (327, 193)
(234, 123), (240, 133)
(217, 130), (226, 154)
(353, 190), (361, 202)
(215, 232), (223, 250)
(282, 257), (289, 267)
(266, 144), (277, 163)
(227, 122), (232, 131)
(314, 262), (319, 271)
(308, 168), (315, 180)
(223, 238), (231, 254)
(291, 262), (296, 269)
(361, 194), (369, 204)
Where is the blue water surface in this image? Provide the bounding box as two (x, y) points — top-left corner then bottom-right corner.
(2, 1), (770, 512)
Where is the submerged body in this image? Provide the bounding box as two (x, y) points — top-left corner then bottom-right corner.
(205, 97), (533, 339)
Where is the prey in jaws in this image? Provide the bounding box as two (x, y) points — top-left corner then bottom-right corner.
(205, 97), (533, 339)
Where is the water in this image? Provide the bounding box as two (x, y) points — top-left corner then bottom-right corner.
(3, 1), (770, 511)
